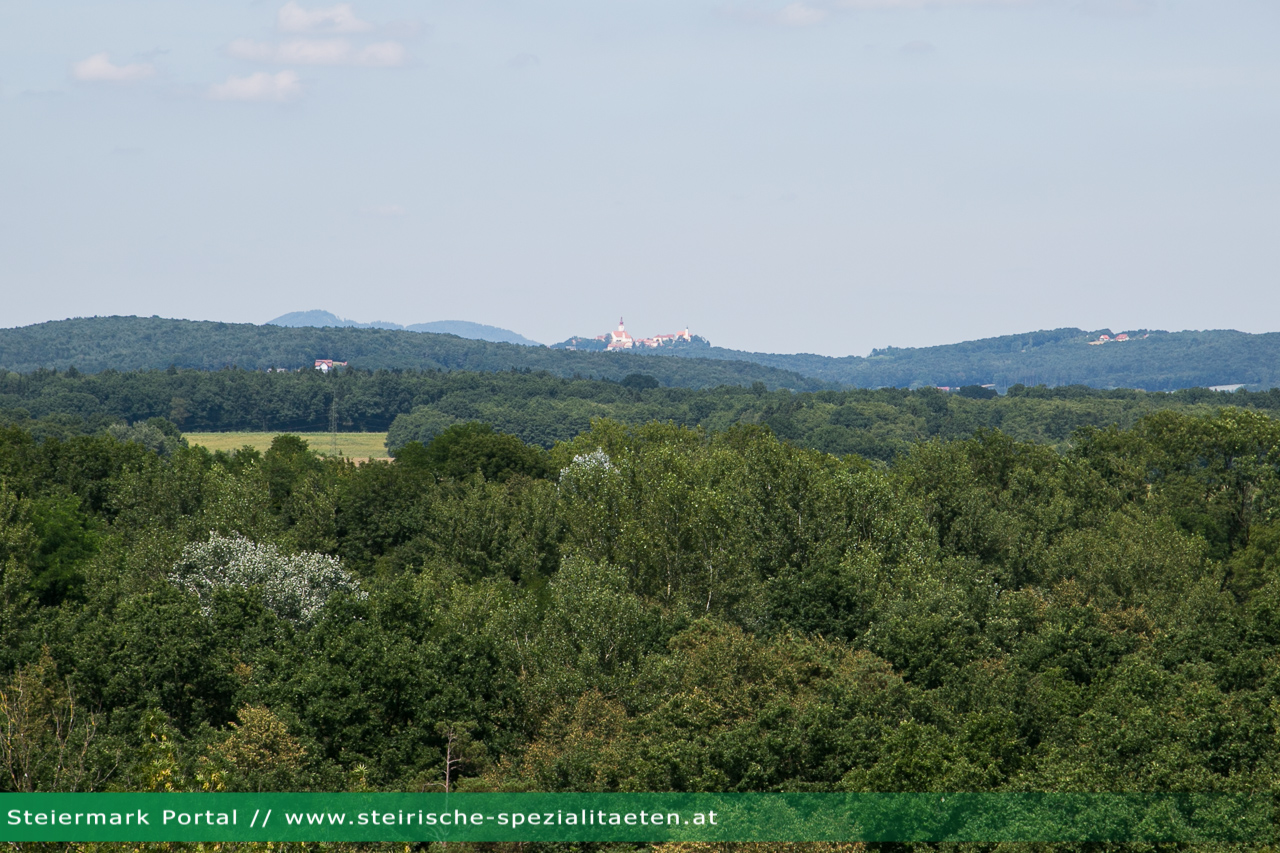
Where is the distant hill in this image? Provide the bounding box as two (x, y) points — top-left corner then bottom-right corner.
(267, 310), (543, 347)
(267, 310), (403, 331)
(4, 317), (1278, 392)
(403, 321), (543, 347)
(0, 316), (823, 391)
(627, 327), (1280, 392)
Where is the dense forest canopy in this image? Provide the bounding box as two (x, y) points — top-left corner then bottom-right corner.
(4, 382), (1280, 821)
(3, 364), (1279, 462)
(4, 316), (1280, 391)
(5, 354), (1280, 853)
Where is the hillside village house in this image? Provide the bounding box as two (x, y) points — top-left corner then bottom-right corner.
(314, 359), (348, 373)
(1089, 332), (1144, 345)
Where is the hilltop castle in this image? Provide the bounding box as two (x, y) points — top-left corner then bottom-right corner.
(551, 318), (704, 352)
(601, 317), (693, 350)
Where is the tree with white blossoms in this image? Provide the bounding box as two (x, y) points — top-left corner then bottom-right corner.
(558, 448), (615, 487)
(169, 533), (363, 624)
(557, 448), (627, 564)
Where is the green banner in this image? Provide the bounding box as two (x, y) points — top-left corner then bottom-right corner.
(1, 793), (1270, 843)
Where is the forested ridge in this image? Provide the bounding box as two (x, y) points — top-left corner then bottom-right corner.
(0, 317), (822, 391)
(5, 364), (1280, 462)
(4, 387), (1280, 844)
(5, 317), (1280, 392)
(653, 327), (1280, 392)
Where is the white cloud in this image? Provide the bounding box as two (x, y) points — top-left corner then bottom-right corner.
(229, 38), (405, 67)
(277, 2), (373, 34)
(208, 70), (301, 102)
(72, 53), (155, 83)
(778, 2), (829, 24)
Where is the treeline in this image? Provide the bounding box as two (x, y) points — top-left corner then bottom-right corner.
(644, 327), (1280, 391)
(4, 407), (1280, 815)
(7, 316), (1280, 393)
(0, 316), (821, 390)
(5, 365), (1280, 462)
(387, 378), (1280, 459)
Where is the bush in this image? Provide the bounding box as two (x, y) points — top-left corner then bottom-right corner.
(106, 420), (187, 457)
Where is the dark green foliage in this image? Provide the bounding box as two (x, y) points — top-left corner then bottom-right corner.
(385, 409), (457, 451)
(7, 391), (1280, 828)
(106, 418), (187, 457)
(620, 373), (660, 392)
(261, 434), (325, 515)
(9, 364), (1280, 463)
(62, 583), (243, 737)
(410, 422), (551, 482)
(957, 384), (998, 399)
(27, 496), (98, 606)
(425, 422), (538, 482)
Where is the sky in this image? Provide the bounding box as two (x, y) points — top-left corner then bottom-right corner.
(1, 0), (1277, 356)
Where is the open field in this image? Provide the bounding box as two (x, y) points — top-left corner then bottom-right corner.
(185, 432), (390, 460)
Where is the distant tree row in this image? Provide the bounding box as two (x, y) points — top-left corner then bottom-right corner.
(4, 365), (1280, 462)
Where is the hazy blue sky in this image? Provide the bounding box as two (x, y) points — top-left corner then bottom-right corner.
(2, 0), (1277, 355)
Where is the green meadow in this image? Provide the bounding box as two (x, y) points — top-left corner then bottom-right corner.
(184, 431), (390, 459)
